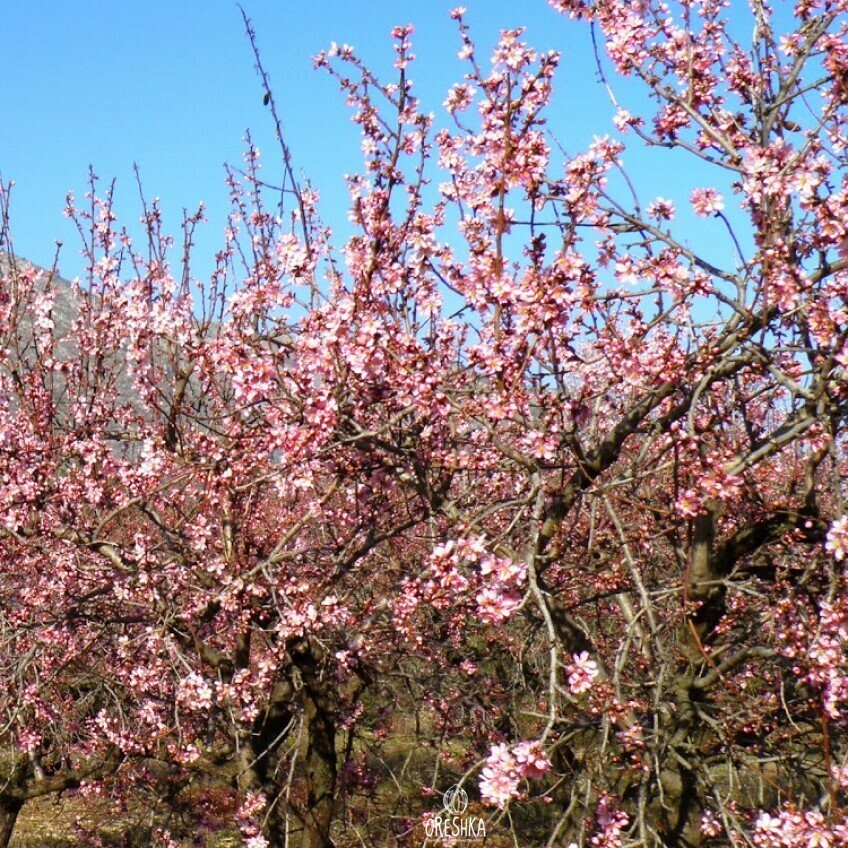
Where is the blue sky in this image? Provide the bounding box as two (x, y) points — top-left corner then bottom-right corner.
(1, 1), (738, 283)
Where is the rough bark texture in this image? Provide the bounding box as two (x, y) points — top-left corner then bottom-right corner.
(296, 641), (337, 848)
(0, 798), (21, 848)
(0, 750), (27, 848)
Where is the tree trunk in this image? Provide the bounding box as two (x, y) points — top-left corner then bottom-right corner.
(659, 765), (703, 848)
(0, 797), (21, 848)
(246, 642), (337, 848)
(0, 749), (28, 848)
(299, 680), (337, 848)
(287, 638), (337, 848)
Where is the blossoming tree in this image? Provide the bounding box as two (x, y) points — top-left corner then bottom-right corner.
(1, 0), (848, 846)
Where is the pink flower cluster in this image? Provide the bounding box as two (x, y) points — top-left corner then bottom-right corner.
(646, 197), (675, 221)
(413, 537), (528, 625)
(476, 553), (527, 624)
(774, 594), (848, 723)
(825, 515), (848, 561)
(479, 740), (551, 808)
(475, 585), (522, 623)
(806, 600), (848, 721)
(753, 808), (848, 848)
(567, 651), (600, 694)
(590, 795), (630, 848)
(235, 792), (269, 848)
(690, 187), (725, 217)
(175, 672), (214, 712)
(700, 810), (722, 837)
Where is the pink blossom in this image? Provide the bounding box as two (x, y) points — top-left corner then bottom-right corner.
(512, 740), (552, 779)
(444, 83), (476, 114)
(832, 761), (848, 790)
(612, 108), (634, 132)
(567, 651), (599, 694)
(646, 198), (675, 221)
(690, 187), (725, 217)
(479, 744), (521, 808)
(752, 807), (848, 848)
(479, 739), (551, 808)
(701, 811), (722, 837)
(590, 796), (629, 848)
(675, 488), (701, 518)
(16, 727), (42, 754)
(826, 515), (848, 561)
(614, 257), (640, 285)
(32, 292), (54, 332)
(235, 792), (268, 843)
(475, 586), (521, 623)
(479, 555), (526, 585)
(176, 672), (214, 711)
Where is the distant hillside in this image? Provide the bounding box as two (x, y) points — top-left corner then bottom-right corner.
(0, 252), (80, 340)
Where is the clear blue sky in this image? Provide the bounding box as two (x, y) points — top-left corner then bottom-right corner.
(1, 1), (738, 283)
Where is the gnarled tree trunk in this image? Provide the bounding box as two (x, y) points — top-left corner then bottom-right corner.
(0, 797), (22, 848)
(0, 750), (27, 848)
(295, 640), (337, 848)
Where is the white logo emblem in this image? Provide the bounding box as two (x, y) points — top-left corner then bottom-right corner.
(443, 784), (469, 815)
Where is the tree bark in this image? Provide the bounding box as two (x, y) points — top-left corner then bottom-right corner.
(659, 765), (703, 848)
(0, 797), (21, 848)
(295, 640), (337, 848)
(0, 749), (27, 848)
(299, 691), (336, 848)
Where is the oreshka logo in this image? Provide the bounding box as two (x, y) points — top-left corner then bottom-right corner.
(423, 784), (487, 840)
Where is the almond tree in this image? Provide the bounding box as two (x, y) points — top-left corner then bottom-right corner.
(1, 1), (848, 847)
